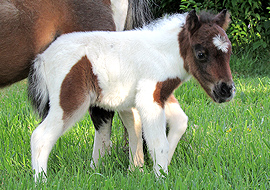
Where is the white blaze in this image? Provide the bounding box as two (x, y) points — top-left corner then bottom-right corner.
(213, 34), (230, 53)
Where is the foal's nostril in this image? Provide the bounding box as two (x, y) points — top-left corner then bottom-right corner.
(213, 82), (235, 103)
(219, 82), (232, 97)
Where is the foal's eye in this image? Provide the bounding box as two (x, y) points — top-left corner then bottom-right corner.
(193, 44), (207, 61)
(196, 51), (206, 60)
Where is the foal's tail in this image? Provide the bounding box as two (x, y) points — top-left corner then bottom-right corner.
(125, 0), (153, 30)
(28, 55), (50, 120)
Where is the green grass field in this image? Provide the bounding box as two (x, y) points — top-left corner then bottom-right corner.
(0, 53), (269, 189)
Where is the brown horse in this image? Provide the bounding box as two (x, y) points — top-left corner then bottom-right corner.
(0, 0), (152, 87)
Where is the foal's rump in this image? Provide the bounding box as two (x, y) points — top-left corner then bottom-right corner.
(28, 31), (137, 120)
(28, 36), (90, 120)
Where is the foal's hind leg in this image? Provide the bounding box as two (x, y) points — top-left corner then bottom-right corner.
(119, 108), (144, 170)
(89, 106), (114, 169)
(165, 95), (188, 164)
(31, 96), (91, 181)
(31, 112), (64, 181)
(31, 91), (90, 180)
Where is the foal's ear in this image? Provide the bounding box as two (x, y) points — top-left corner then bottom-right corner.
(214, 9), (231, 31)
(186, 10), (201, 35)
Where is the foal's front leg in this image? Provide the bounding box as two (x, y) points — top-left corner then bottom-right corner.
(165, 95), (188, 164)
(136, 81), (169, 176)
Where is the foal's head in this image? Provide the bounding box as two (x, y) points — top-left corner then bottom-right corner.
(179, 9), (235, 103)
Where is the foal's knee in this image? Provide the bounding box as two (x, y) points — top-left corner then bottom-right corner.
(172, 112), (188, 135)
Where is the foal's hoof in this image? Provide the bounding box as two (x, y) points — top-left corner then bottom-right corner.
(90, 161), (96, 170)
(34, 172), (47, 183)
(154, 165), (168, 178)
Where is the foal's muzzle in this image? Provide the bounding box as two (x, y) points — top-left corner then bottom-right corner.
(213, 82), (236, 103)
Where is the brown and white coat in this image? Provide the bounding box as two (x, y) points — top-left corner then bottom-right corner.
(28, 10), (235, 180)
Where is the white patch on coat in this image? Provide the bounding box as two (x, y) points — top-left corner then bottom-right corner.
(213, 34), (230, 53)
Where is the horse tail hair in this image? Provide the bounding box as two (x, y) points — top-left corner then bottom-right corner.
(28, 55), (50, 120)
(125, 0), (153, 30)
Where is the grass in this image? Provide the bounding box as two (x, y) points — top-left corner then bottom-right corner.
(0, 52), (269, 189)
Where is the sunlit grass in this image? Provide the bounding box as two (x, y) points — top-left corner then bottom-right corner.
(0, 75), (269, 189)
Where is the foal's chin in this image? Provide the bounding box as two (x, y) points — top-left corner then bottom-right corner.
(212, 94), (235, 103)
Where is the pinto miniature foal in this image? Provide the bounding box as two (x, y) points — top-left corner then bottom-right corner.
(28, 9), (235, 180)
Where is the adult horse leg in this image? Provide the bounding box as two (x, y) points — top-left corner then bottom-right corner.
(165, 95), (188, 164)
(111, 0), (129, 31)
(119, 108), (144, 170)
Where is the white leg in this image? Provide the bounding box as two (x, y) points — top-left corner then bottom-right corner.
(90, 123), (112, 169)
(119, 108), (144, 170)
(165, 95), (188, 164)
(135, 81), (169, 176)
(31, 98), (90, 181)
(140, 107), (168, 176)
(31, 111), (64, 182)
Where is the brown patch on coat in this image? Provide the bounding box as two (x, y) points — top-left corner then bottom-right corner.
(153, 78), (181, 108)
(0, 0), (115, 88)
(60, 56), (101, 120)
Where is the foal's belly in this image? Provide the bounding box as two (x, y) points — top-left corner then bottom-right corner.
(96, 81), (137, 111)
